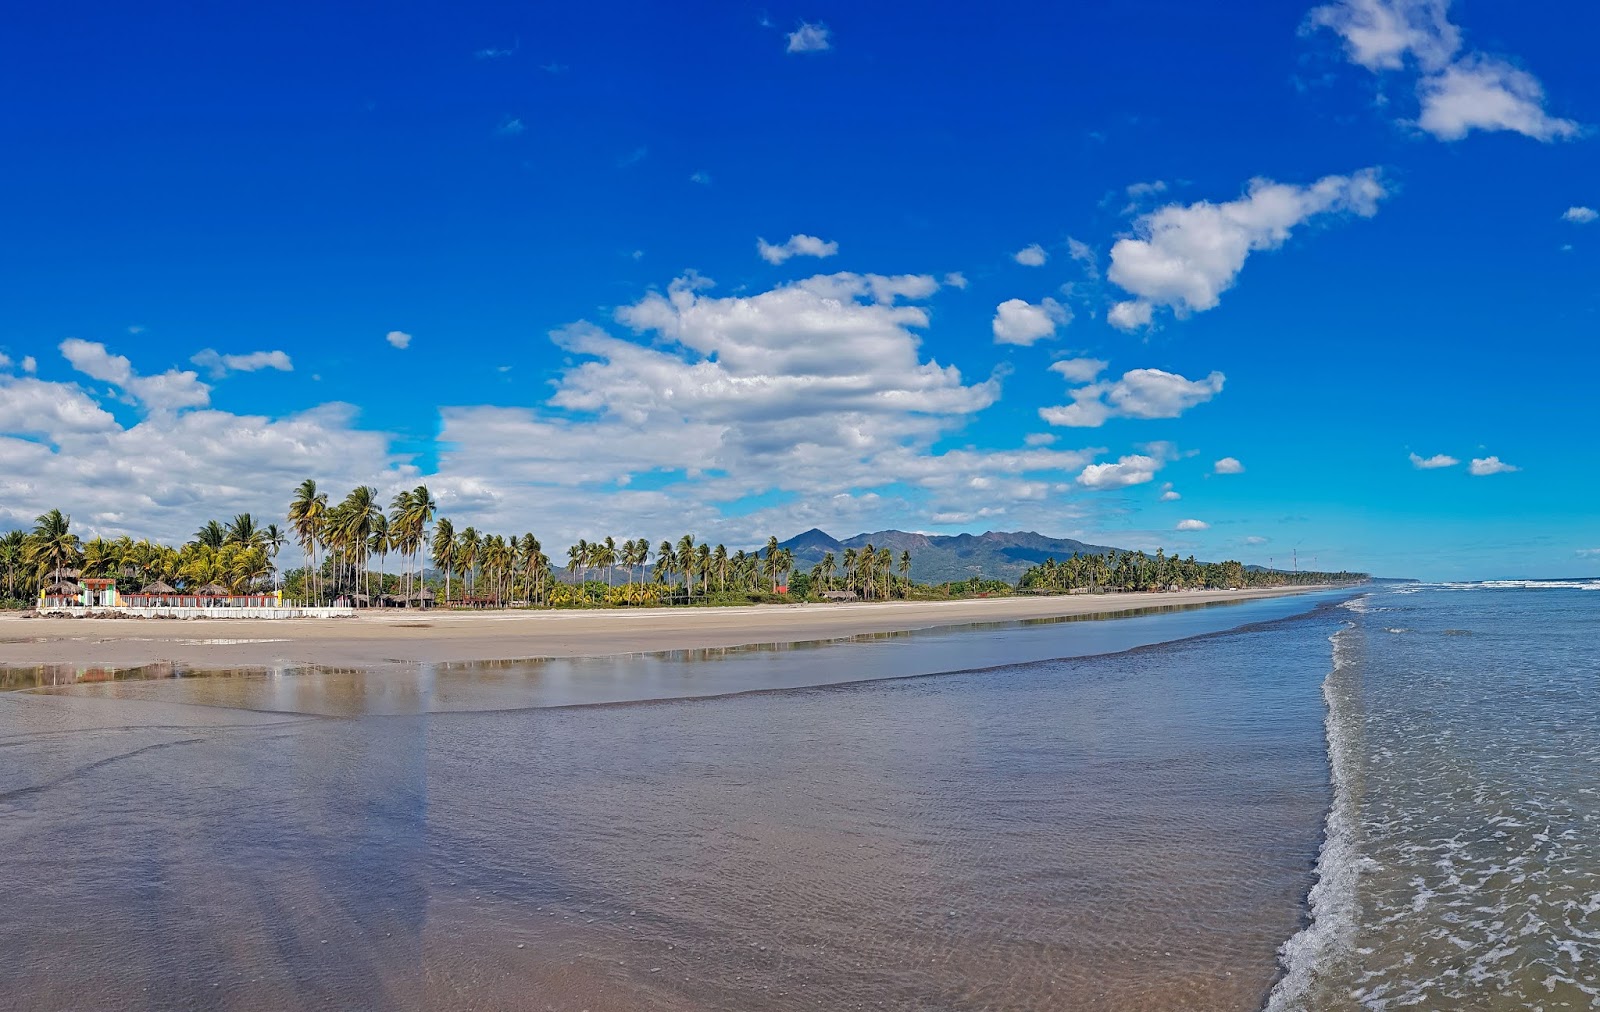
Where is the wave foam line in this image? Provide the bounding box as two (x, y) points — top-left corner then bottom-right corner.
(1265, 621), (1368, 1011)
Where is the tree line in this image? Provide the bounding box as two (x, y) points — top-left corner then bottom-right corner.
(1015, 549), (1365, 593)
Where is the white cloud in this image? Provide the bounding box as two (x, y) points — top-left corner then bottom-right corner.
(0, 353), (9, 370)
(1244, 535), (1270, 545)
(1562, 206), (1597, 224)
(1023, 433), (1056, 447)
(1408, 451), (1458, 469)
(1126, 180), (1169, 200)
(1468, 455), (1519, 476)
(1578, 548), (1600, 558)
(190, 349), (294, 379)
(1417, 56), (1578, 142)
(1213, 456), (1245, 474)
(992, 298), (1070, 346)
(1159, 482), (1181, 502)
(59, 339), (211, 411)
(1076, 454), (1162, 490)
(386, 331), (413, 349)
(21, 356), (36, 374)
(786, 23), (831, 53)
(690, 171), (712, 185)
(1108, 170), (1386, 328)
(757, 233), (840, 265)
(1308, 0), (1576, 142)
(1176, 518), (1210, 531)
(942, 271), (968, 289)
(1048, 357), (1108, 384)
(1041, 367), (1225, 428)
(1013, 243), (1048, 267)
(496, 116), (525, 137)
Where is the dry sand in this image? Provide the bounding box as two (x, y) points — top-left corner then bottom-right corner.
(0, 587), (1330, 671)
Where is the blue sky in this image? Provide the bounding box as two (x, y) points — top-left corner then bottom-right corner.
(0, 0), (1595, 579)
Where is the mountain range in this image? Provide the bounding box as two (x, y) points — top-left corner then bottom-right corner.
(776, 529), (1122, 585)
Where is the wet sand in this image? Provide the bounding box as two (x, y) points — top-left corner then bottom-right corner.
(0, 586), (1319, 669)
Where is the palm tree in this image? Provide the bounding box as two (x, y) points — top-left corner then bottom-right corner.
(288, 479), (329, 604)
(675, 535), (696, 597)
(334, 486), (382, 605)
(0, 530), (25, 599)
(368, 511), (391, 602)
(194, 520), (226, 549)
(24, 509), (83, 589)
(712, 543), (729, 592)
(457, 527), (480, 598)
(224, 513), (267, 552)
(655, 540), (674, 586)
(899, 550), (911, 598)
(762, 536), (781, 592)
(431, 517), (456, 603)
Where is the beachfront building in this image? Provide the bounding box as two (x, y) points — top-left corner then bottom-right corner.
(36, 573), (351, 619)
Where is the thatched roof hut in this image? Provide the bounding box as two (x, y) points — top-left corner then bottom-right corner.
(47, 568), (81, 582)
(140, 580), (177, 594)
(194, 583), (230, 597)
(407, 589), (436, 603)
(41, 582), (79, 596)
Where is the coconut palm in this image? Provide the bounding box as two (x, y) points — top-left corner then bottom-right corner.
(288, 479), (329, 604)
(24, 509), (83, 589)
(899, 550), (911, 597)
(194, 520), (226, 549)
(0, 530), (25, 599)
(457, 527), (481, 598)
(431, 517), (456, 602)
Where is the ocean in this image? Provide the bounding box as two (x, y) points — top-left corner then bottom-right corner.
(1, 585), (1593, 1009)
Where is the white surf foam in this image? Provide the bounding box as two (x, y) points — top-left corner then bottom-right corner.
(1265, 623), (1369, 1011)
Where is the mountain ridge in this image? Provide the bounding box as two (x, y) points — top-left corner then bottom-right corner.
(776, 528), (1124, 584)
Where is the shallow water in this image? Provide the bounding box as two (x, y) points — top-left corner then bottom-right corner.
(1270, 582), (1600, 1010)
(0, 595), (1343, 1010)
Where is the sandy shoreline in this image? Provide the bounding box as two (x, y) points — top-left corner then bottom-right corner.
(0, 586), (1334, 671)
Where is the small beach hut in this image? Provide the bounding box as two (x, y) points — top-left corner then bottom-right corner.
(406, 589), (436, 608)
(141, 580), (177, 595)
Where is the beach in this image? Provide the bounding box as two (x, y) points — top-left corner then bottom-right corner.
(0, 586), (1318, 670)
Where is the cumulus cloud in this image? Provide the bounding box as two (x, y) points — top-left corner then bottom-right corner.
(1417, 56), (1578, 142)
(1308, 0), (1576, 142)
(1159, 482), (1181, 502)
(1563, 206), (1598, 224)
(1468, 455), (1519, 476)
(190, 349), (294, 379)
(59, 339), (211, 411)
(1213, 456), (1245, 474)
(992, 298), (1070, 346)
(386, 331), (412, 349)
(1013, 243), (1048, 267)
(1048, 357), (1108, 384)
(757, 233), (839, 265)
(1041, 367), (1224, 428)
(1077, 454), (1163, 490)
(786, 23), (830, 53)
(1176, 518), (1210, 531)
(942, 271), (968, 289)
(1409, 451), (1458, 469)
(1107, 170), (1386, 328)
(21, 356), (37, 374)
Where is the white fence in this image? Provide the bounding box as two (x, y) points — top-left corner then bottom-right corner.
(37, 606), (357, 620)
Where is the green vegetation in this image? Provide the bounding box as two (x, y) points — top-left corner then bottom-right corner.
(1, 478), (1359, 612)
(1015, 550), (1365, 593)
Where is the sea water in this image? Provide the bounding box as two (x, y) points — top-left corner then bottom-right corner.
(1271, 581), (1600, 1010)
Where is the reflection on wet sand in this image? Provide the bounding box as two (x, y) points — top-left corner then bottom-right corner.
(0, 596), (1340, 1011)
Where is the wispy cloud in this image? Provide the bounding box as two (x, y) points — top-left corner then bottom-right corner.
(757, 233), (839, 265)
(190, 349), (293, 379)
(474, 38), (518, 60)
(1013, 243), (1048, 267)
(689, 170), (712, 185)
(496, 116), (525, 137)
(1409, 451), (1458, 469)
(786, 23), (831, 53)
(618, 146), (648, 168)
(1469, 455), (1519, 476)
(1307, 0), (1578, 142)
